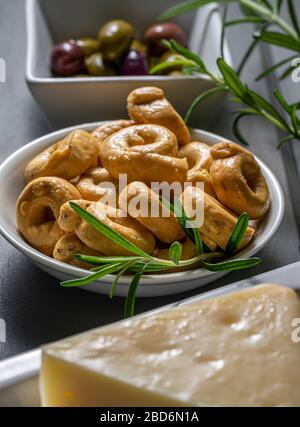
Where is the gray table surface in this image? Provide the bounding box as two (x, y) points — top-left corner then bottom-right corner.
(0, 0), (299, 360)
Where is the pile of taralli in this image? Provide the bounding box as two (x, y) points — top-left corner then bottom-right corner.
(16, 87), (270, 271)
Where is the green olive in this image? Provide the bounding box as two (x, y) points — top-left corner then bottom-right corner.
(149, 56), (160, 69)
(168, 70), (184, 76)
(98, 20), (134, 62)
(130, 39), (147, 56)
(159, 51), (184, 73)
(76, 38), (100, 57)
(85, 53), (116, 76)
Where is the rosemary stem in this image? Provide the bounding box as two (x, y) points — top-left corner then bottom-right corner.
(150, 252), (224, 268)
(259, 109), (293, 133)
(240, 0), (299, 40)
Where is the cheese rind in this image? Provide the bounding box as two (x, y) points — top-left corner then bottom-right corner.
(40, 284), (300, 407)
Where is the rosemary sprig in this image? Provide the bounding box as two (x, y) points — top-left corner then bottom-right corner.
(159, 0), (300, 40)
(60, 202), (261, 316)
(155, 0), (300, 145)
(159, 0), (300, 81)
(151, 39), (300, 146)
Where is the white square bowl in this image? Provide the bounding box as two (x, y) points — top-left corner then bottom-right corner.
(26, 0), (232, 128)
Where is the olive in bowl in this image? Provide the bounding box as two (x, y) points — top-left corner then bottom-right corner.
(98, 19), (134, 62)
(120, 50), (148, 76)
(49, 19), (187, 78)
(85, 53), (116, 76)
(76, 38), (100, 57)
(50, 40), (85, 77)
(144, 22), (187, 57)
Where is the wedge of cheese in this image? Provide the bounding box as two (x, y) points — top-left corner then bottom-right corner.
(40, 284), (300, 407)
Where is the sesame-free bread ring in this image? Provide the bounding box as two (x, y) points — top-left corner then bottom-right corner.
(180, 186), (255, 251)
(25, 130), (99, 183)
(99, 124), (188, 185)
(16, 177), (81, 256)
(210, 142), (270, 219)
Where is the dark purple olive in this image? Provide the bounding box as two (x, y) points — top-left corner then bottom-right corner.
(50, 40), (85, 76)
(144, 22), (187, 57)
(120, 50), (148, 76)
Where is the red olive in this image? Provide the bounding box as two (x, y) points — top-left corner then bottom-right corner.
(144, 22), (187, 57)
(51, 40), (85, 76)
(120, 50), (148, 75)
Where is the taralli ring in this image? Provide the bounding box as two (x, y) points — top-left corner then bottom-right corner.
(210, 140), (250, 159)
(210, 142), (270, 219)
(178, 141), (216, 196)
(91, 120), (134, 142)
(119, 181), (185, 243)
(58, 200), (156, 256)
(25, 130), (99, 183)
(127, 86), (191, 145)
(180, 186), (255, 251)
(99, 124), (188, 184)
(53, 234), (104, 268)
(75, 167), (118, 202)
(16, 177), (81, 256)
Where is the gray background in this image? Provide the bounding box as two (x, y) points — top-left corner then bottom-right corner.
(0, 0), (299, 360)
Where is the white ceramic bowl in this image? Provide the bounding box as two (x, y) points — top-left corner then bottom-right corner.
(26, 0), (231, 128)
(0, 123), (284, 297)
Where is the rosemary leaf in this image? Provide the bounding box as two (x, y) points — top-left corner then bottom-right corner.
(225, 17), (265, 26)
(193, 227), (204, 254)
(232, 112), (253, 145)
(109, 260), (138, 299)
(167, 39), (207, 72)
(124, 262), (151, 318)
(61, 263), (124, 287)
(74, 254), (143, 265)
(217, 58), (251, 103)
(274, 89), (292, 114)
(220, 3), (228, 58)
(184, 86), (227, 124)
(277, 134), (295, 148)
(129, 263), (175, 273)
(160, 197), (204, 253)
(255, 55), (297, 81)
(150, 58), (194, 75)
(287, 0), (300, 37)
(169, 241), (183, 265)
(279, 63), (297, 80)
(201, 257), (261, 271)
(225, 213), (250, 256)
(246, 88), (291, 131)
(158, 0), (219, 22)
(254, 30), (300, 52)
